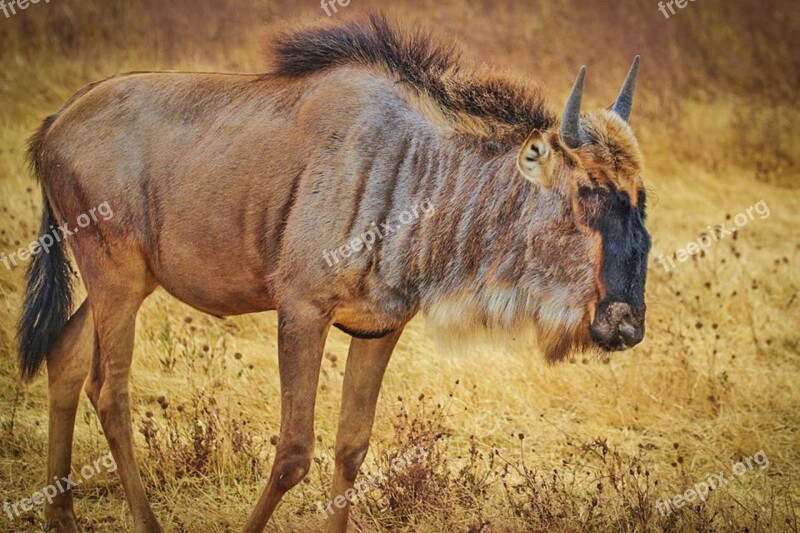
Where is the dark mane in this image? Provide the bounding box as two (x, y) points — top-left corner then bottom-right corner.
(268, 14), (556, 145)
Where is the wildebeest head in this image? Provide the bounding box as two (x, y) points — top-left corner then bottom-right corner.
(516, 57), (650, 353)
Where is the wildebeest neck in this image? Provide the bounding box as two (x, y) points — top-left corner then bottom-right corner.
(385, 137), (598, 358)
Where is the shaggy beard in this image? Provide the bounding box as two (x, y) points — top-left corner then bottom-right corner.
(422, 288), (599, 363)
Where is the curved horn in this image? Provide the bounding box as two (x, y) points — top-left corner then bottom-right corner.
(613, 55), (640, 122)
(561, 66), (587, 149)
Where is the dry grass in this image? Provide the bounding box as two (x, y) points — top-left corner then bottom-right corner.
(0, 0), (798, 531)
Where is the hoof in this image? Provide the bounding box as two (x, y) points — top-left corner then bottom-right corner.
(133, 514), (165, 533)
(43, 513), (82, 533)
(133, 522), (165, 533)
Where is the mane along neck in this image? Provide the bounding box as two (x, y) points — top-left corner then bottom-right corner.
(269, 14), (556, 146)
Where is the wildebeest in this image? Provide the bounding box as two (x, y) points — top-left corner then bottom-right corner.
(18, 14), (650, 533)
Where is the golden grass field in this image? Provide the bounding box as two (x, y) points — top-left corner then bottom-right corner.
(0, 0), (798, 531)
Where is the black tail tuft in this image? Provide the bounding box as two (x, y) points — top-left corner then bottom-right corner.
(17, 117), (75, 381)
(17, 198), (75, 380)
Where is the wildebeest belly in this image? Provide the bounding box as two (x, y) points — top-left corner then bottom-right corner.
(43, 72), (313, 316)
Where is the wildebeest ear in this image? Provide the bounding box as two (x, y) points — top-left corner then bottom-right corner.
(517, 131), (553, 188)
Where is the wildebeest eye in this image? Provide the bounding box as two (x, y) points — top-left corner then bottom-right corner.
(576, 186), (609, 228)
(578, 184), (609, 201)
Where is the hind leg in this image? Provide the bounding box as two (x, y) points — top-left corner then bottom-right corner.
(44, 301), (93, 533)
(81, 263), (160, 533)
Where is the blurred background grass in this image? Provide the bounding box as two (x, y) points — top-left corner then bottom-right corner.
(0, 0), (798, 531)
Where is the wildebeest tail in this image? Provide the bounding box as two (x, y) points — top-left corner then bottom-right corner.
(17, 116), (75, 380)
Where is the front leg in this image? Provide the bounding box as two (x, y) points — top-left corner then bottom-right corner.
(325, 330), (404, 532)
(242, 301), (330, 533)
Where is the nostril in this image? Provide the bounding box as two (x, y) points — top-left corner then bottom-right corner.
(618, 317), (645, 346)
(592, 301), (646, 350)
(619, 322), (636, 341)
